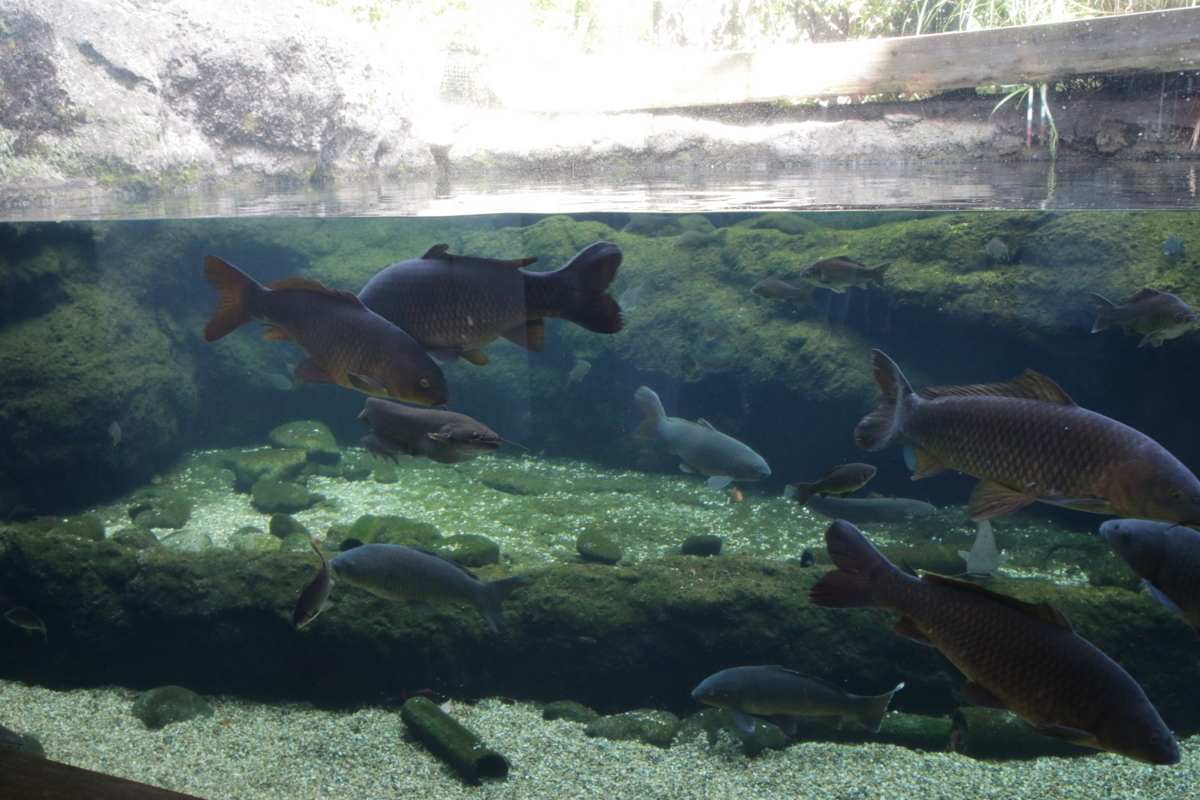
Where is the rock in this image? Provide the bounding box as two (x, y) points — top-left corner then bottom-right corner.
(584, 709), (681, 748)
(232, 448), (307, 491)
(268, 421), (341, 464)
(131, 686), (214, 729)
(229, 530), (280, 552)
(132, 496), (193, 529)
(438, 534), (500, 567)
(681, 535), (722, 557)
(159, 530), (213, 552)
(576, 529), (621, 564)
(347, 514), (441, 547)
(341, 455), (373, 482)
(109, 526), (160, 549)
(269, 514), (309, 540)
(251, 479), (321, 514)
(49, 515), (105, 542)
(542, 701), (599, 724)
(746, 212), (818, 236)
(676, 709), (787, 757)
(372, 461), (399, 484)
(279, 532), (313, 552)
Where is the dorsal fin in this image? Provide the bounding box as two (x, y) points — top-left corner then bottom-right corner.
(1123, 288), (1162, 304)
(763, 665), (845, 693)
(697, 418), (717, 431)
(419, 243), (537, 268)
(920, 369), (1074, 405)
(266, 277), (364, 307)
(421, 244), (451, 259)
(922, 573), (1073, 630)
(409, 545), (483, 581)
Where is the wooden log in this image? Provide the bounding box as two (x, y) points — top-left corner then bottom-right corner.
(0, 747), (207, 800)
(483, 8), (1200, 112)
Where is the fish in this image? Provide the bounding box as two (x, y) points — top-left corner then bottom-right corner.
(809, 519), (1180, 764)
(0, 504), (37, 523)
(1088, 288), (1197, 348)
(565, 359), (592, 387)
(750, 277), (815, 305)
(4, 607), (46, 643)
(795, 492), (937, 523)
(1100, 518), (1200, 631)
(855, 349), (1200, 525)
(633, 386), (770, 490)
(303, 543), (527, 632)
(357, 242), (623, 366)
(0, 722), (24, 750)
(618, 283), (645, 312)
(799, 257), (890, 293)
(202, 255), (448, 406)
(984, 237), (1010, 261)
(107, 421), (121, 447)
(958, 519), (1007, 577)
(359, 397), (500, 465)
(1161, 235), (1186, 258)
(691, 665), (904, 735)
(788, 463), (877, 505)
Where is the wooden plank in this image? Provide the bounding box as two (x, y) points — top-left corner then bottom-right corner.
(483, 8), (1200, 113)
(0, 747), (208, 800)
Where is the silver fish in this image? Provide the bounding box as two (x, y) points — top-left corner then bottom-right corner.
(4, 607), (46, 643)
(958, 519), (1007, 577)
(359, 397), (500, 465)
(1089, 288), (1197, 348)
(108, 421), (121, 447)
(796, 492), (937, 524)
(566, 359), (592, 387)
(633, 386), (769, 490)
(1161, 235), (1186, 258)
(293, 542), (334, 629)
(618, 283), (646, 312)
(799, 257), (890, 293)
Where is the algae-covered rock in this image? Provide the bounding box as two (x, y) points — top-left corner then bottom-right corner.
(159, 530), (213, 552)
(576, 529), (622, 564)
(268, 421), (341, 464)
(372, 461), (399, 484)
(347, 514), (441, 546)
(584, 709), (681, 748)
(269, 514), (309, 540)
(49, 515), (105, 542)
(109, 526), (160, 549)
(681, 534), (722, 557)
(341, 455), (373, 482)
(233, 448), (307, 491)
(131, 686), (214, 729)
(677, 708), (788, 757)
(132, 496), (193, 530)
(229, 530), (281, 552)
(251, 479), (321, 514)
(542, 701), (599, 724)
(745, 212), (820, 236)
(439, 534), (500, 567)
(279, 532), (313, 552)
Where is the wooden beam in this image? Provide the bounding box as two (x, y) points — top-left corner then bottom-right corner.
(0, 747), (208, 800)
(483, 8), (1200, 113)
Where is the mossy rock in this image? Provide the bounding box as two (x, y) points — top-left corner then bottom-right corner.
(372, 461), (399, 484)
(341, 455), (372, 482)
(584, 709), (681, 748)
(268, 421), (341, 465)
(681, 534), (722, 557)
(49, 515), (105, 542)
(268, 514), (308, 540)
(109, 526), (160, 549)
(229, 531), (281, 552)
(347, 514), (441, 546)
(576, 529), (622, 565)
(542, 701), (599, 724)
(744, 212), (820, 236)
(438, 534), (500, 567)
(279, 532), (313, 552)
(232, 448), (307, 491)
(677, 708), (787, 757)
(159, 530), (213, 552)
(251, 479), (321, 514)
(131, 686), (214, 729)
(132, 496), (193, 530)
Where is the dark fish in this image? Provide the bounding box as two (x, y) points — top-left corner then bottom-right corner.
(984, 237), (1010, 261)
(0, 504), (37, 523)
(1100, 518), (1200, 631)
(293, 542), (334, 629)
(799, 549), (815, 567)
(1161, 235), (1186, 258)
(958, 520), (1007, 577)
(691, 665), (903, 734)
(359, 397), (500, 465)
(796, 492), (936, 523)
(633, 386), (770, 490)
(1088, 288), (1197, 348)
(4, 607), (46, 643)
(358, 242), (623, 366)
(202, 255), (448, 406)
(750, 277), (815, 305)
(855, 349), (1200, 524)
(810, 519), (1180, 764)
(325, 543), (527, 631)
(789, 463), (877, 504)
(799, 257), (890, 293)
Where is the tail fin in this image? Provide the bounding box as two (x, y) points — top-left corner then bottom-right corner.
(792, 482), (818, 504)
(869, 262), (891, 286)
(555, 242), (624, 334)
(854, 349), (914, 451)
(479, 576), (528, 632)
(633, 386), (666, 440)
(857, 682), (904, 733)
(808, 519), (896, 608)
(1088, 292), (1117, 333)
(202, 255), (260, 341)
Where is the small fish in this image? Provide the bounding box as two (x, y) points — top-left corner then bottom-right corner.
(618, 283), (645, 312)
(795, 492), (936, 523)
(358, 242), (623, 366)
(202, 255), (448, 406)
(566, 359), (592, 387)
(1088, 288), (1197, 348)
(4, 607), (46, 643)
(799, 257), (890, 293)
(359, 397), (500, 465)
(293, 542), (335, 629)
(789, 463), (877, 504)
(984, 237), (1010, 261)
(729, 487), (744, 503)
(750, 277), (815, 306)
(1161, 235), (1186, 258)
(799, 549), (815, 568)
(107, 421), (121, 447)
(633, 386), (770, 490)
(673, 230), (723, 249)
(691, 665), (903, 735)
(252, 369), (297, 391)
(810, 519), (1180, 764)
(855, 350), (1200, 525)
(958, 519), (1007, 577)
(1100, 518), (1200, 631)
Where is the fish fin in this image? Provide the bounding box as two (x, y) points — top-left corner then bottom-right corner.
(809, 520), (897, 608)
(893, 616), (936, 646)
(858, 683), (904, 733)
(968, 480), (1036, 521)
(407, 600), (438, 617)
(1144, 579), (1185, 615)
(1044, 498), (1112, 514)
(792, 482), (816, 504)
(262, 325), (291, 341)
(462, 349), (490, 366)
(868, 262), (891, 285)
(696, 418), (717, 431)
(1088, 292), (1117, 333)
(962, 681), (1008, 710)
(549, 241), (624, 334)
(1124, 288), (1163, 304)
(266, 277), (364, 308)
(421, 244), (451, 259)
(772, 715), (800, 735)
(1138, 332), (1165, 348)
(1035, 723), (1095, 744)
(706, 476), (733, 490)
(731, 710), (757, 734)
(632, 386), (666, 440)
(920, 370), (1074, 405)
(899, 560), (919, 577)
(427, 432), (450, 443)
(909, 446), (946, 479)
(347, 373), (387, 394)
(361, 435), (403, 462)
(426, 347), (463, 364)
(922, 573), (1074, 630)
(479, 575), (529, 632)
(854, 350), (915, 451)
(295, 359), (336, 384)
(679, 463), (697, 474)
(202, 255), (259, 341)
(501, 319), (546, 352)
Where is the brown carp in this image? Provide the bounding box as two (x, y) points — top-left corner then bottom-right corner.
(809, 519), (1180, 764)
(1100, 518), (1200, 631)
(789, 463), (877, 504)
(203, 255), (447, 406)
(358, 242), (623, 366)
(799, 257), (889, 293)
(855, 349), (1200, 525)
(359, 397), (500, 465)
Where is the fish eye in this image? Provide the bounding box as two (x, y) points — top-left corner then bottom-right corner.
(1171, 490), (1185, 502)
(1149, 733), (1162, 745)
(419, 379), (430, 388)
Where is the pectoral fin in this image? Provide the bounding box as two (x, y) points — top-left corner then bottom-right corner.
(347, 373), (387, 394)
(295, 359), (335, 384)
(968, 480), (1036, 521)
(1035, 723), (1097, 745)
(1145, 579), (1185, 615)
(731, 709), (757, 733)
(706, 476), (733, 490)
(962, 681), (1008, 710)
(908, 446), (946, 480)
